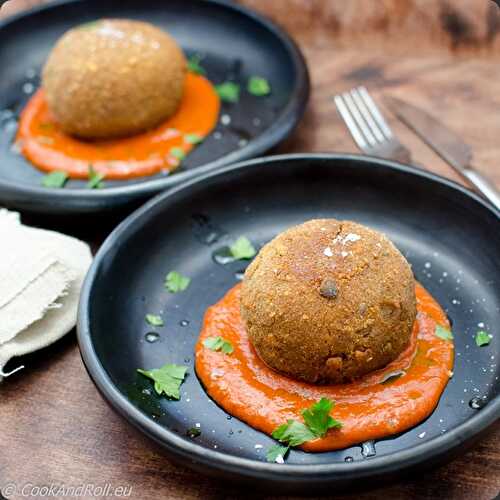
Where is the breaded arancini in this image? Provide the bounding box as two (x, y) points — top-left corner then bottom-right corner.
(240, 219), (417, 384)
(42, 19), (186, 139)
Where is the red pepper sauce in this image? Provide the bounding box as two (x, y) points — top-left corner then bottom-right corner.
(16, 73), (220, 180)
(195, 282), (453, 452)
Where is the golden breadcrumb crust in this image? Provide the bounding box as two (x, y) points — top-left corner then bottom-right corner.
(240, 219), (417, 384)
(42, 19), (186, 139)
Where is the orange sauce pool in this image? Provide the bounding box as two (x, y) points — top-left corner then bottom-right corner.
(16, 73), (220, 180)
(195, 283), (454, 452)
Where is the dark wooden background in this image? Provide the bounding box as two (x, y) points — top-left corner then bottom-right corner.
(0, 1), (499, 499)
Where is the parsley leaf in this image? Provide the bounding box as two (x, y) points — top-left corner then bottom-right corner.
(215, 82), (240, 103)
(268, 398), (342, 463)
(170, 147), (186, 160)
(475, 330), (491, 347)
(247, 76), (271, 96)
(184, 133), (204, 145)
(272, 420), (316, 446)
(87, 164), (105, 189)
(203, 336), (234, 354)
(229, 236), (256, 260)
(38, 122), (55, 131)
(435, 324), (453, 341)
(165, 271), (191, 293)
(137, 363), (187, 399)
(145, 314), (164, 327)
(266, 444), (289, 463)
(301, 397), (342, 437)
(187, 55), (205, 75)
(187, 427), (201, 438)
(42, 171), (68, 188)
(79, 20), (101, 31)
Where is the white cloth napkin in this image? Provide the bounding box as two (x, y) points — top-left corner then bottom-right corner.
(0, 209), (92, 380)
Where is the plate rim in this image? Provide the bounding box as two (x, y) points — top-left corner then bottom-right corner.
(77, 153), (500, 481)
(0, 0), (310, 212)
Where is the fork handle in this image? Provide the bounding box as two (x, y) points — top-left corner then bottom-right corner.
(462, 166), (500, 212)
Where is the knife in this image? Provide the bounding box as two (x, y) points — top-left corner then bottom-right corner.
(384, 96), (500, 212)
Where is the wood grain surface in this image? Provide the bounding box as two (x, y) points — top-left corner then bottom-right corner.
(0, 1), (499, 499)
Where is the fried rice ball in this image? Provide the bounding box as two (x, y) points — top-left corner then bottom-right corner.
(42, 19), (187, 139)
(240, 219), (417, 384)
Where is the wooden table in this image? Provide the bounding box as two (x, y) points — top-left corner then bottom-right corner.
(1, 1), (499, 498)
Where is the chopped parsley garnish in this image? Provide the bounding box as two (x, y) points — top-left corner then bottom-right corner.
(145, 314), (164, 327)
(435, 324), (453, 341)
(184, 133), (204, 145)
(137, 363), (187, 399)
(266, 398), (342, 463)
(42, 171), (68, 188)
(272, 419), (316, 446)
(203, 336), (234, 354)
(247, 76), (271, 96)
(79, 20), (101, 31)
(266, 444), (289, 463)
(475, 330), (491, 347)
(187, 55), (205, 75)
(164, 271), (191, 293)
(86, 165), (105, 189)
(169, 147), (186, 161)
(38, 122), (54, 131)
(187, 427), (201, 438)
(229, 236), (256, 260)
(215, 81), (240, 103)
(301, 398), (342, 437)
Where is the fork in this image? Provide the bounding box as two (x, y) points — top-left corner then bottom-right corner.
(334, 86), (411, 163)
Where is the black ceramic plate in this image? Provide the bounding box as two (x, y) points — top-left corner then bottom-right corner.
(77, 154), (499, 490)
(0, 0), (309, 215)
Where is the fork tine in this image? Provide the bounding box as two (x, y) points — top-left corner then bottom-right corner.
(357, 86), (393, 139)
(350, 87), (385, 143)
(341, 91), (377, 146)
(334, 94), (368, 151)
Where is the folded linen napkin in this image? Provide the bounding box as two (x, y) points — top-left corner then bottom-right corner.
(0, 223), (75, 344)
(0, 208), (20, 227)
(0, 209), (92, 380)
(0, 260), (73, 345)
